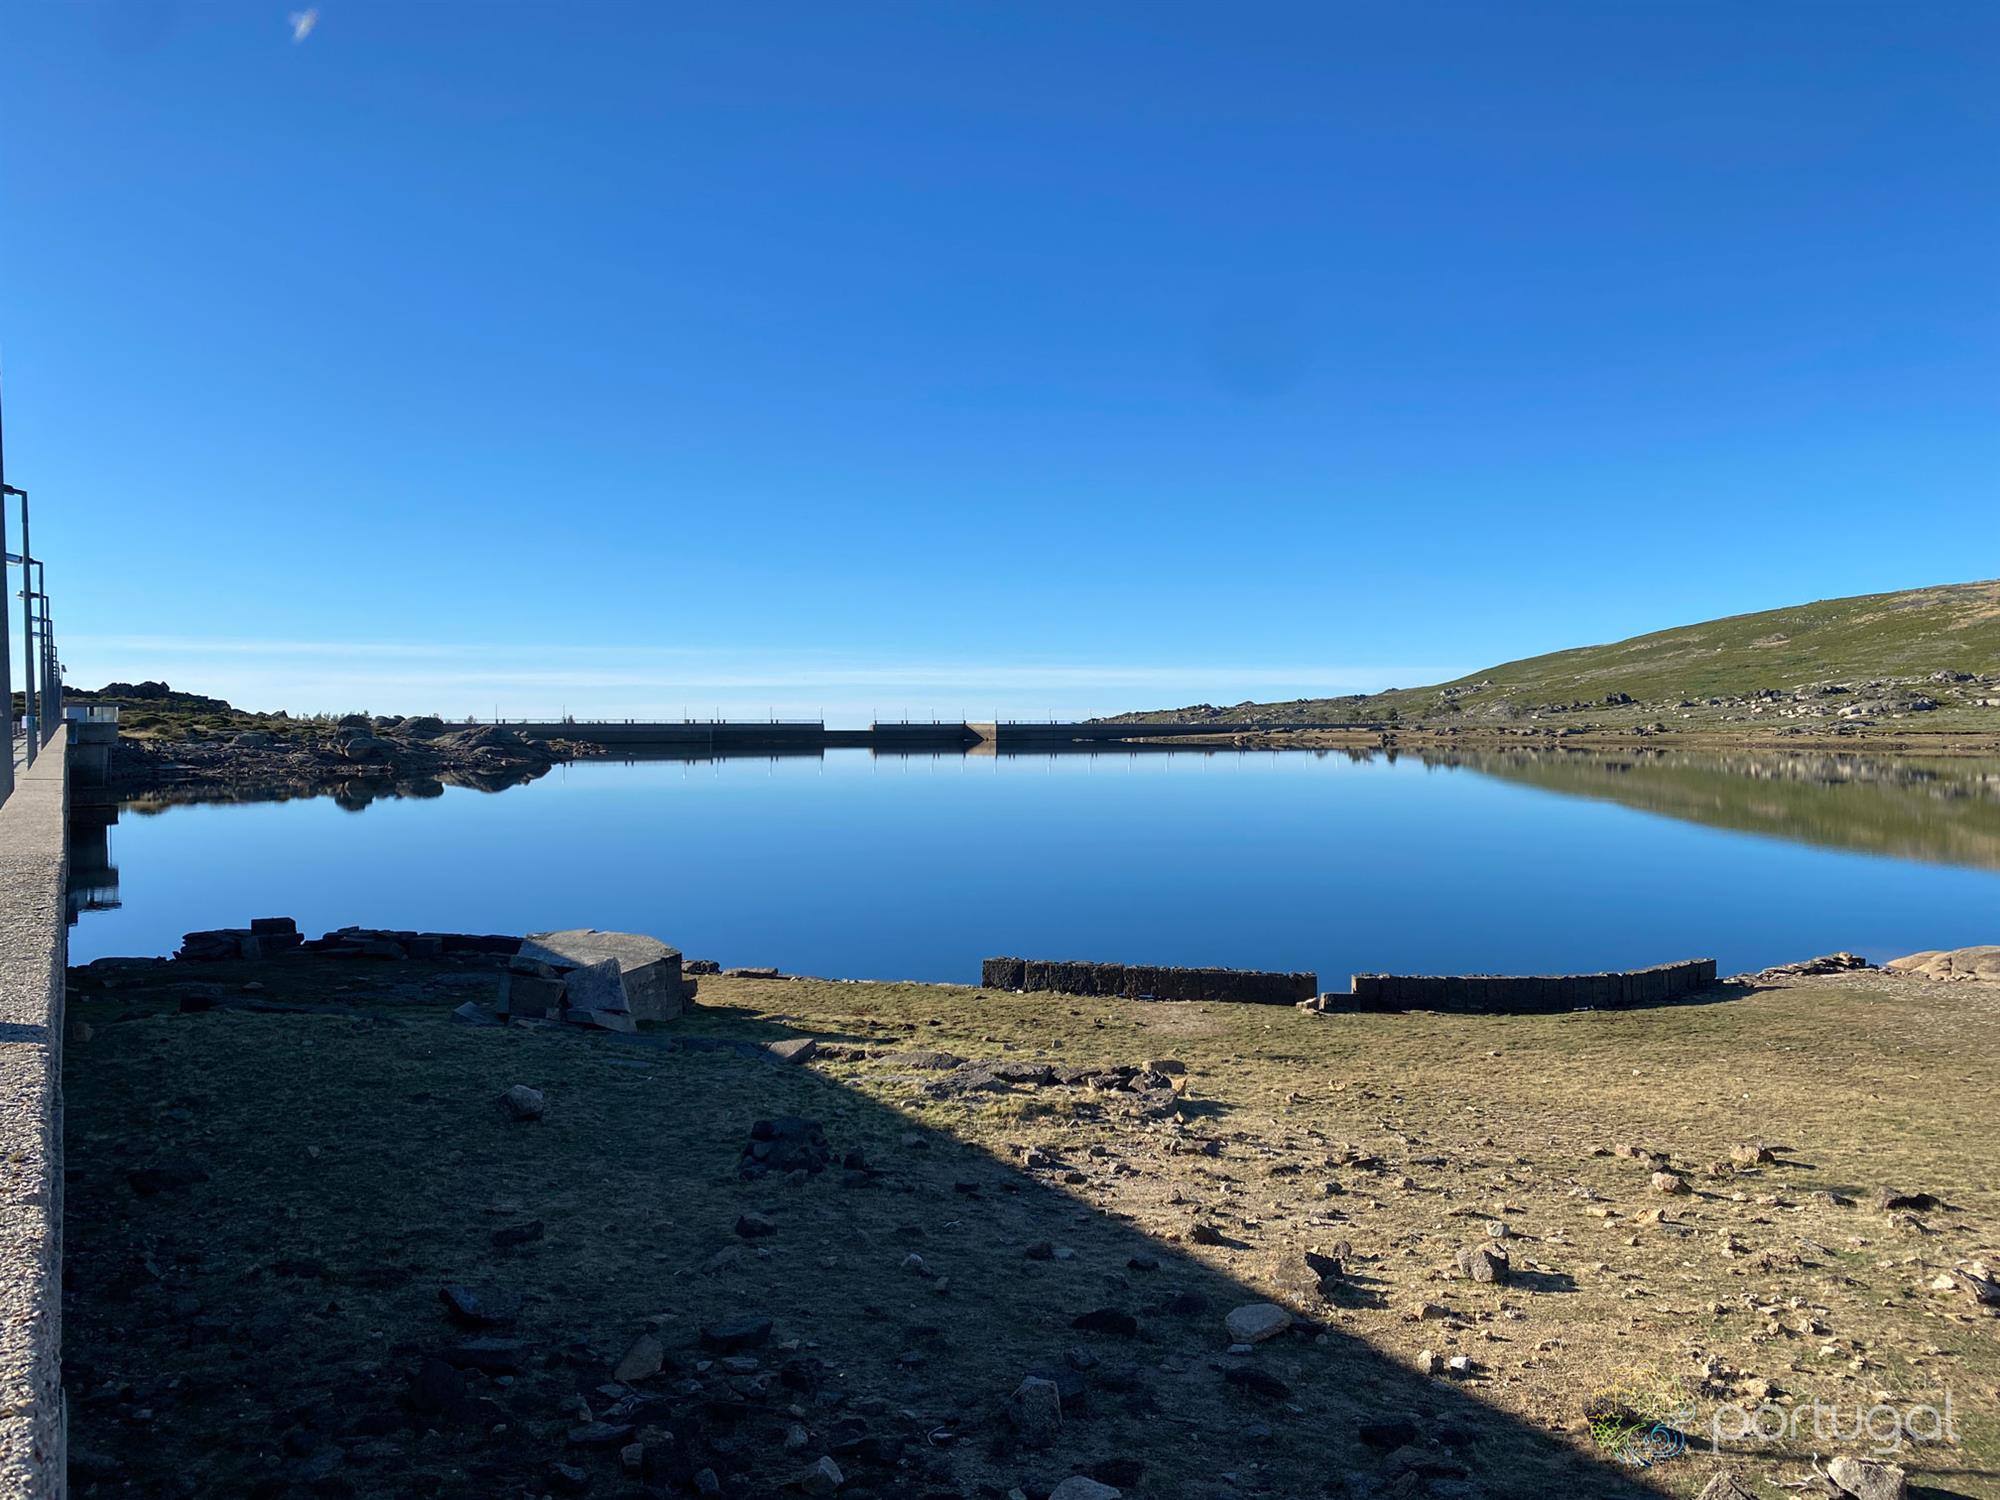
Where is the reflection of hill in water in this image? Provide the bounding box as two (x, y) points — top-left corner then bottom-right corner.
(1442, 748), (2000, 870)
(99, 743), (2000, 871)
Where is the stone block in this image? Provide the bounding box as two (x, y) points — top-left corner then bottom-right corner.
(500, 973), (564, 1019)
(562, 957), (629, 1014)
(521, 929), (686, 1021)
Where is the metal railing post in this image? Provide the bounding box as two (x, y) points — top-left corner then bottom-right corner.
(37, 570), (56, 739)
(0, 479), (11, 796)
(14, 486), (33, 761)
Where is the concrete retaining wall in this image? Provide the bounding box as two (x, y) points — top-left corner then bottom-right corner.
(507, 721), (828, 750)
(1339, 957), (1717, 1013)
(0, 727), (70, 1500)
(982, 956), (1317, 1005)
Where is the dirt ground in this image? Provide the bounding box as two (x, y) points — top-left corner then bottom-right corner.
(60, 955), (2000, 1500)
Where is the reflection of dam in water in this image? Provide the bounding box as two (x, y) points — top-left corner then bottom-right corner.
(68, 799), (120, 919)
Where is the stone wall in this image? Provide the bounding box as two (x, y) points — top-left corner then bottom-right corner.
(1337, 958), (1717, 1013)
(0, 728), (71, 1500)
(981, 957), (1318, 1005)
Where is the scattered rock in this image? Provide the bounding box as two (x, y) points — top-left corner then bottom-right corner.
(1756, 953), (1874, 980)
(497, 1084), (545, 1122)
(1223, 1366), (1292, 1400)
(613, 1332), (665, 1383)
(1651, 1171), (1690, 1195)
(1874, 1187), (1939, 1212)
(568, 1421), (635, 1448)
(742, 1117), (832, 1177)
(1454, 1244), (1510, 1284)
(1007, 1374), (1063, 1447)
(735, 1212), (779, 1239)
(438, 1283), (520, 1329)
(1224, 1303), (1292, 1344)
(886, 1049), (964, 1070)
(1826, 1455), (1909, 1500)
(797, 1455), (844, 1495)
(1049, 1479), (1122, 1500)
(1304, 1249), (1344, 1295)
(1071, 1307), (1139, 1337)
(767, 1038), (818, 1065)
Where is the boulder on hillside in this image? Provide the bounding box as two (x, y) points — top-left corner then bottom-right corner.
(1885, 946), (2000, 983)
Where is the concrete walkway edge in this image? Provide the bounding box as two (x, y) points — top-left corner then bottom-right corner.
(0, 726), (69, 1500)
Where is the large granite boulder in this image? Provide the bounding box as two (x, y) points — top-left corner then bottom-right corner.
(519, 929), (686, 1021)
(1885, 945), (2000, 982)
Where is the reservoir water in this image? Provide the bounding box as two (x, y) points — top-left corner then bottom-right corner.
(69, 746), (2000, 985)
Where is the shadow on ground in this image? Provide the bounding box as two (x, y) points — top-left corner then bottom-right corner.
(61, 964), (1734, 1500)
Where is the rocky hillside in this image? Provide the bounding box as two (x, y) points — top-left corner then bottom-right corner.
(1118, 579), (2000, 739)
(66, 683), (583, 798)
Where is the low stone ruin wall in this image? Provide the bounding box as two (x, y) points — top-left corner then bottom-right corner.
(172, 921), (686, 1029)
(1336, 958), (1717, 1013)
(981, 957), (1317, 1005)
(177, 922), (518, 962)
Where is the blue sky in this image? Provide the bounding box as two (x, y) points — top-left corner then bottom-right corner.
(2, 1), (1993, 721)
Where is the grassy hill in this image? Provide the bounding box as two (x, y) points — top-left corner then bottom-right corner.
(1119, 579), (2000, 738)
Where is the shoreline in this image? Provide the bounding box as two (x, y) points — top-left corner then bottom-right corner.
(1140, 724), (2000, 756)
(92, 720), (2000, 805)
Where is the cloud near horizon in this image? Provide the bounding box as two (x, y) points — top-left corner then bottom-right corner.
(60, 635), (1462, 724)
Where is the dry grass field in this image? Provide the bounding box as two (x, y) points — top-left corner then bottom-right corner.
(61, 955), (2000, 1500)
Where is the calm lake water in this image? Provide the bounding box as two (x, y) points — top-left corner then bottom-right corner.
(69, 747), (2000, 985)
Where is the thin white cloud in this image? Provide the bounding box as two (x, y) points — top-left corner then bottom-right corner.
(60, 633), (1459, 722)
(289, 8), (318, 44)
